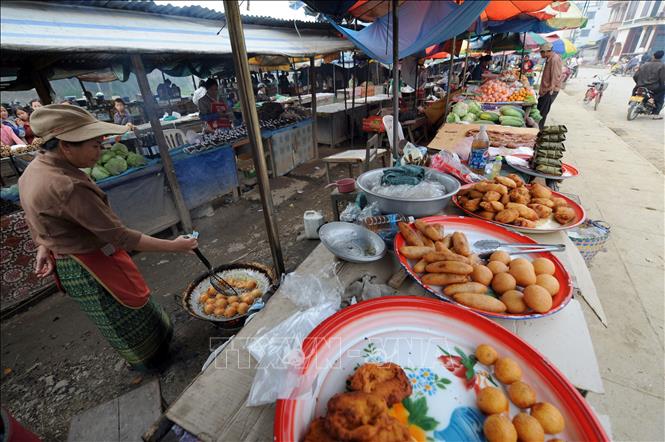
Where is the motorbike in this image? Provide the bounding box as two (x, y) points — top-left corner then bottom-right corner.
(627, 86), (657, 120)
(583, 74), (612, 111)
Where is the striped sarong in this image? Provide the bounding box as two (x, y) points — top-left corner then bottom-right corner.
(55, 256), (173, 370)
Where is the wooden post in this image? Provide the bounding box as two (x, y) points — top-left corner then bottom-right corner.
(131, 54), (192, 233)
(519, 32), (527, 81)
(391, 0), (400, 162)
(365, 60), (370, 117)
(462, 38), (471, 85)
(30, 68), (53, 105)
(350, 52), (357, 148)
(291, 60), (302, 105)
(223, 0), (285, 276)
(444, 35), (457, 123)
(310, 56), (319, 159)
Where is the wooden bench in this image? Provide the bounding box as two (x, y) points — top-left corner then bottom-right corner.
(321, 134), (389, 182)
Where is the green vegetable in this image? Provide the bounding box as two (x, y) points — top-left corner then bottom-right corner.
(446, 112), (461, 123)
(80, 167), (92, 176)
(464, 100), (482, 116)
(462, 113), (477, 122)
(111, 142), (129, 154)
(126, 152), (147, 168)
(452, 102), (469, 117)
(100, 150), (115, 164)
(499, 116), (525, 127)
(479, 111), (500, 122)
(104, 156), (128, 175)
(91, 165), (111, 181)
(476, 120), (496, 125)
(499, 106), (525, 118)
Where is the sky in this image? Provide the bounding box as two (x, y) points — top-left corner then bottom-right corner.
(154, 0), (316, 21)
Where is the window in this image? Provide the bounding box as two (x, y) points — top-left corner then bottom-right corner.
(641, 0), (652, 17)
(580, 29), (591, 37)
(626, 1), (639, 20)
(640, 26), (654, 48)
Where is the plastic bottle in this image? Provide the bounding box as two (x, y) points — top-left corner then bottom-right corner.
(485, 155), (503, 180)
(303, 210), (324, 239)
(468, 125), (490, 174)
(362, 214), (414, 241)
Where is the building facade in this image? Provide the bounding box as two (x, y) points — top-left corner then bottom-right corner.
(569, 1), (611, 48)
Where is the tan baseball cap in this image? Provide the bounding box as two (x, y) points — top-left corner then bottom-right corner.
(30, 104), (129, 142)
(539, 42), (553, 52)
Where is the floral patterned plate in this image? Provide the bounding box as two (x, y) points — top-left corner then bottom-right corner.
(274, 297), (608, 442)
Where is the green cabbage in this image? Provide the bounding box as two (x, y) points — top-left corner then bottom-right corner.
(100, 150), (115, 164)
(126, 152), (147, 168)
(446, 112), (461, 123)
(91, 165), (111, 181)
(462, 112), (477, 122)
(452, 101), (469, 117)
(111, 142), (129, 154)
(104, 156), (128, 175)
(80, 167), (92, 176)
(465, 100), (482, 116)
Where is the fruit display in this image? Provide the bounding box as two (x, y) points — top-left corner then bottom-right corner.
(84, 142), (147, 181)
(507, 87), (536, 103)
(477, 79), (513, 102)
(197, 277), (263, 318)
(530, 125), (568, 176)
(455, 175), (581, 229)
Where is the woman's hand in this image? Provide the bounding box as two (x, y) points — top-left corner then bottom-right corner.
(35, 245), (54, 277)
(171, 235), (198, 253)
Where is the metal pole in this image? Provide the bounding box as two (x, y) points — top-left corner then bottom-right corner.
(223, 0), (285, 276)
(292, 60), (302, 105)
(444, 35), (457, 123)
(350, 52), (357, 148)
(413, 62), (419, 112)
(462, 38), (471, 85)
(391, 0), (399, 162)
(310, 56), (319, 159)
(77, 78), (91, 107)
(130, 54), (192, 233)
(519, 32), (527, 81)
(341, 51), (349, 115)
(365, 60), (370, 116)
(191, 75), (197, 90)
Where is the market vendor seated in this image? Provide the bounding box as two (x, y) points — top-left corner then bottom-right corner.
(18, 104), (198, 371)
(256, 83), (270, 102)
(112, 98), (133, 128)
(197, 78), (231, 131)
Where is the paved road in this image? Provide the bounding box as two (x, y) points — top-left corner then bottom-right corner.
(561, 66), (664, 173)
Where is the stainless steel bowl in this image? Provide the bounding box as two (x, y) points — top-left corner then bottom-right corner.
(356, 167), (461, 217)
(319, 222), (386, 263)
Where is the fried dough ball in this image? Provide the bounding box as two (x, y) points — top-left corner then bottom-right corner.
(223, 304), (238, 318)
(325, 392), (388, 441)
(203, 303), (215, 315)
(240, 293), (254, 304)
(369, 415), (411, 442)
(507, 173), (525, 187)
(530, 402), (565, 434)
(501, 290), (528, 314)
(484, 414), (518, 442)
(480, 201), (505, 212)
(237, 302), (250, 315)
(500, 193), (511, 205)
(531, 198), (555, 208)
(469, 190), (484, 199)
(508, 381), (537, 409)
(215, 297), (228, 309)
(496, 209), (520, 224)
(528, 203), (553, 219)
(487, 260), (509, 275)
(523, 285), (553, 313)
(532, 257), (556, 275)
(490, 251), (511, 265)
(478, 211), (496, 220)
(509, 187), (531, 205)
(348, 363), (412, 406)
(471, 265), (493, 286)
(476, 344), (499, 365)
(494, 357), (522, 384)
(483, 191), (502, 202)
(536, 274), (560, 296)
(513, 217), (537, 228)
(492, 272), (517, 294)
(513, 413), (545, 442)
(199, 293), (210, 304)
(509, 259), (537, 287)
(303, 417), (337, 442)
(206, 286), (217, 296)
(213, 307), (225, 316)
(227, 295), (239, 304)
(554, 206), (576, 225)
(463, 198), (482, 212)
(530, 183), (552, 199)
(215, 293), (225, 300)
(550, 197), (568, 208)
(477, 386), (509, 414)
(495, 176), (517, 188)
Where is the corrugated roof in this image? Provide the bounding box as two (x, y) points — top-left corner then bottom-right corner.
(54, 0), (333, 30)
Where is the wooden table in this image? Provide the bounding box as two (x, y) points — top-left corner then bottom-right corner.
(428, 123), (539, 151)
(155, 209), (606, 441)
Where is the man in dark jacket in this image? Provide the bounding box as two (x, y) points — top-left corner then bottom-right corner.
(633, 50), (665, 118)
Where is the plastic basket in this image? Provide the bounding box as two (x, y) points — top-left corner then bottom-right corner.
(567, 220), (611, 264)
(362, 115), (385, 133)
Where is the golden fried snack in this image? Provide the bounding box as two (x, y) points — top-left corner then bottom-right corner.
(443, 282), (488, 296)
(486, 183), (509, 195)
(199, 293), (210, 304)
(480, 201), (505, 212)
(509, 258), (537, 287)
(413, 259), (427, 274)
(530, 183), (552, 199)
(554, 206), (576, 225)
(477, 386), (509, 414)
(505, 203), (539, 221)
(508, 381), (537, 408)
(494, 357), (522, 384)
(458, 188), (471, 197)
(223, 305), (238, 318)
(452, 293), (507, 313)
(489, 251), (511, 265)
(304, 417), (337, 442)
(463, 198), (482, 212)
(434, 241), (446, 252)
(483, 414), (518, 442)
(471, 265), (493, 286)
(370, 415), (412, 442)
(227, 278), (258, 290)
(476, 344), (499, 365)
(468, 253), (483, 265)
(500, 193), (510, 205)
(506, 173), (525, 187)
(536, 274), (560, 296)
(425, 261), (474, 275)
(495, 209), (520, 224)
(478, 210), (496, 220)
(513, 217), (537, 228)
(532, 258), (555, 275)
(416, 230), (435, 248)
(469, 189), (484, 199)
(492, 272), (517, 294)
(325, 392), (388, 441)
(474, 181), (491, 192)
(415, 219), (444, 241)
(214, 307), (225, 316)
(424, 250), (470, 264)
(204, 304), (215, 315)
(500, 290), (528, 314)
(348, 363), (412, 407)
(528, 203), (553, 219)
(495, 176), (517, 188)
(487, 261), (509, 275)
(452, 232), (471, 256)
(483, 190), (502, 202)
(399, 246), (435, 259)
(530, 402), (565, 434)
(513, 413), (545, 442)
(398, 222), (423, 246)
(457, 196), (469, 205)
(550, 197), (568, 208)
(523, 285), (552, 313)
(422, 273), (468, 286)
(441, 234), (453, 249)
(531, 198), (555, 208)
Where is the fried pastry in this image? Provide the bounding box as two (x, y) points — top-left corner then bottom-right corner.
(325, 392), (388, 441)
(348, 363), (412, 407)
(304, 417), (337, 442)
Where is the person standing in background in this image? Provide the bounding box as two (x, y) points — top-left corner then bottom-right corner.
(536, 43), (563, 130)
(192, 80), (207, 106)
(15, 106), (35, 144)
(522, 54), (535, 85)
(30, 99), (43, 111)
(170, 82), (181, 99)
(157, 79), (172, 101)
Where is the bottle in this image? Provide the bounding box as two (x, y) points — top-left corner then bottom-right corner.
(485, 155), (503, 180)
(362, 214), (414, 241)
(469, 125), (490, 174)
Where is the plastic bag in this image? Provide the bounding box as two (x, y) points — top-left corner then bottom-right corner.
(246, 267), (343, 406)
(430, 150), (484, 184)
(340, 202), (361, 223)
(358, 201), (381, 220)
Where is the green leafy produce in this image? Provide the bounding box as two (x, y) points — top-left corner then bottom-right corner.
(104, 156), (128, 175)
(126, 152), (147, 168)
(452, 102), (469, 117)
(479, 111), (500, 122)
(111, 142), (129, 155)
(91, 165), (111, 181)
(462, 113), (477, 122)
(81, 167), (92, 176)
(100, 150), (115, 164)
(476, 120), (496, 125)
(447, 112), (461, 123)
(465, 100), (482, 116)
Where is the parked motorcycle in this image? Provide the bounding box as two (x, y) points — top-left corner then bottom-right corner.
(627, 86), (658, 120)
(583, 74), (612, 111)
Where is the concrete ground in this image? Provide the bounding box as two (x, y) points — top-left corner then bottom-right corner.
(550, 70), (664, 441)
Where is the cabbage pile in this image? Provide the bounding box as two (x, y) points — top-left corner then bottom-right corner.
(83, 143), (148, 181)
(447, 100), (483, 124)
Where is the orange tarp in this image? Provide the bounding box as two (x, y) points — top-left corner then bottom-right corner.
(481, 0), (553, 21)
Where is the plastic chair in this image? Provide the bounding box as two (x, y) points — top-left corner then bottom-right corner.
(381, 115), (405, 152)
(163, 129), (186, 150)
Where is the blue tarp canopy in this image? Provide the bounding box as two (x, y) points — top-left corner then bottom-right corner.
(481, 18), (557, 34)
(324, 0), (490, 64)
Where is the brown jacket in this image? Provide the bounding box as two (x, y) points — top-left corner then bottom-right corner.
(18, 152), (142, 254)
(540, 53), (563, 95)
